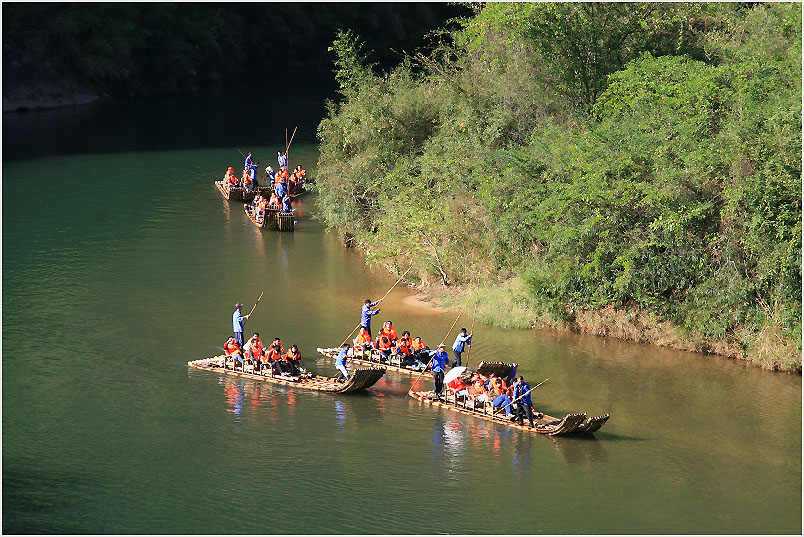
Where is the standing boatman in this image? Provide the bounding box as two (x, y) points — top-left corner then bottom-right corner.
(451, 327), (472, 367)
(245, 152), (254, 169)
(335, 343), (350, 381)
(361, 298), (381, 338)
(232, 302), (251, 345)
(428, 344), (449, 401)
(511, 376), (535, 428)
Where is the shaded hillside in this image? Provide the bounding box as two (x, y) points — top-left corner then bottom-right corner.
(2, 2), (468, 110)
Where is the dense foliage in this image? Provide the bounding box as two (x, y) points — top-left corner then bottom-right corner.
(316, 2), (802, 370)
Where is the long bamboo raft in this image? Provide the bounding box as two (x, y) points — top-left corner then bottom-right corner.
(188, 355), (385, 393)
(317, 347), (428, 376)
(244, 203), (295, 231)
(215, 180), (272, 202)
(408, 361), (610, 436)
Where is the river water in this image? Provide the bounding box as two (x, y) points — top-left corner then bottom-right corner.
(2, 84), (801, 535)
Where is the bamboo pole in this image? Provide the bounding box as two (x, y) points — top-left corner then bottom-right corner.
(464, 300), (477, 367)
(285, 126), (298, 167)
(247, 291), (264, 319)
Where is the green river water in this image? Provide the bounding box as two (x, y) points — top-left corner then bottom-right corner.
(2, 85), (801, 534)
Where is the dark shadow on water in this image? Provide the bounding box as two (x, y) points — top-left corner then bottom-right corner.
(2, 462), (96, 534)
(2, 70), (338, 163)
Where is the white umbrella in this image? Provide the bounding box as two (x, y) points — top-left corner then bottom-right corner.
(443, 366), (468, 385)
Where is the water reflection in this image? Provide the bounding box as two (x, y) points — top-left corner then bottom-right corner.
(221, 377), (244, 418)
(548, 436), (609, 466)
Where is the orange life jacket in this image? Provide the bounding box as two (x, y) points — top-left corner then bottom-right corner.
(285, 349), (301, 361)
(224, 340), (242, 355)
(448, 377), (467, 392)
(269, 193), (280, 205)
(411, 338), (426, 351)
(380, 327), (397, 341)
(356, 331), (372, 345)
(266, 345), (284, 361)
(398, 336), (412, 355)
(378, 338), (393, 351)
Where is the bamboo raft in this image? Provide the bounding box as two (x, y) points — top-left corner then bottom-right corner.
(408, 389), (610, 436)
(407, 361), (609, 436)
(317, 347), (428, 375)
(215, 180), (272, 202)
(243, 203), (295, 231)
(188, 355), (386, 393)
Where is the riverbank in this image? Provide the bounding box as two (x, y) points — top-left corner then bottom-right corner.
(404, 275), (802, 374)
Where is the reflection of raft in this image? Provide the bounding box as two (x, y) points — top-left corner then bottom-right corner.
(188, 356), (385, 393)
(244, 203), (295, 231)
(317, 347), (428, 376)
(215, 180), (272, 202)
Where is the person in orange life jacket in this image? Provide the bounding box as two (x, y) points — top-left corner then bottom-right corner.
(246, 162), (259, 191)
(410, 335), (430, 364)
(244, 172), (254, 192)
(491, 376), (514, 416)
(447, 374), (469, 398)
(269, 192), (281, 206)
(266, 338), (286, 374)
(379, 321), (398, 344)
(232, 303), (251, 345)
(244, 332), (265, 372)
(451, 327), (472, 367)
(353, 326), (373, 357)
(398, 332), (426, 369)
(223, 336), (244, 369)
(335, 343), (350, 379)
(469, 373), (489, 403)
(284, 344), (304, 376)
(377, 336), (394, 361)
(428, 344), (449, 400)
(361, 299), (381, 337)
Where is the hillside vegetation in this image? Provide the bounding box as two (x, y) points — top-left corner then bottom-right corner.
(315, 2), (802, 372)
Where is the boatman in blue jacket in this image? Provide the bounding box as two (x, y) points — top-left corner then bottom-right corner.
(361, 298), (381, 338)
(451, 328), (472, 367)
(428, 344), (449, 401)
(512, 376), (535, 428)
(245, 152), (254, 169)
(335, 343), (350, 381)
(232, 303), (251, 345)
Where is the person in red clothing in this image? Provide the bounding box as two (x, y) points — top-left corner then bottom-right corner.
(223, 336), (244, 370)
(379, 321), (398, 344)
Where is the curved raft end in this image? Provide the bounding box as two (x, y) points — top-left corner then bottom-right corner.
(334, 366), (387, 393)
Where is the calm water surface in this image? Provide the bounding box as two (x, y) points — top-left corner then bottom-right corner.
(2, 88), (801, 534)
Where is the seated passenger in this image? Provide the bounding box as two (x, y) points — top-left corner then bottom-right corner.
(244, 332), (265, 372)
(447, 375), (469, 398)
(379, 321), (398, 344)
(223, 336), (244, 369)
(353, 327), (373, 357)
(269, 192), (281, 206)
(377, 336), (394, 361)
(410, 336), (429, 363)
(285, 344), (304, 376)
(490, 376), (513, 417)
(266, 338), (286, 374)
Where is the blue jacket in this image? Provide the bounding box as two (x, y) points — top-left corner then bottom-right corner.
(245, 155), (253, 168)
(513, 382), (532, 406)
(452, 333), (471, 353)
(361, 301), (379, 327)
(336, 347), (349, 366)
(429, 349), (449, 373)
(233, 309), (245, 333)
(248, 164), (258, 179)
(282, 196), (292, 211)
(276, 183), (287, 197)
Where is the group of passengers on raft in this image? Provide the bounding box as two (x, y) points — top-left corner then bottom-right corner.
(223, 302), (307, 377)
(221, 150), (307, 211)
(333, 298), (543, 428)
